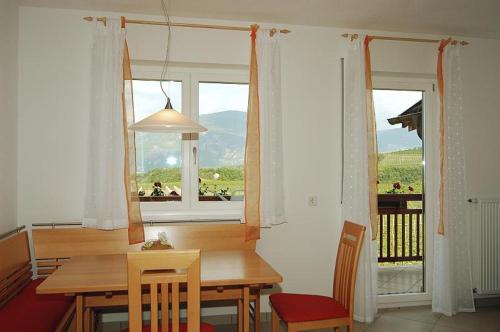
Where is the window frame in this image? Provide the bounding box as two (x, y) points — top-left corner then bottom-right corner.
(132, 64), (248, 221)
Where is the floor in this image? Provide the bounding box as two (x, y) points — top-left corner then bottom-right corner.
(378, 263), (423, 295)
(102, 305), (500, 332)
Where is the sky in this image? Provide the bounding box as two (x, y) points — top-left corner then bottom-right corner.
(373, 90), (423, 131)
(133, 81), (419, 131)
(133, 80), (182, 121)
(133, 80), (248, 121)
(199, 82), (248, 115)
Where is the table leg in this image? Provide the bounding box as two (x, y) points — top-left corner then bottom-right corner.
(254, 292), (261, 332)
(84, 308), (90, 332)
(89, 309), (95, 332)
(76, 295), (83, 332)
(238, 298), (243, 332)
(243, 287), (250, 332)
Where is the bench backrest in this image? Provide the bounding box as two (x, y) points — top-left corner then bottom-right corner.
(32, 223), (254, 277)
(0, 231), (32, 308)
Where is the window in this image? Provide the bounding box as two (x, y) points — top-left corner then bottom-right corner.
(132, 68), (249, 219)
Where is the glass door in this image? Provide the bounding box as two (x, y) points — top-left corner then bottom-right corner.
(374, 88), (425, 296)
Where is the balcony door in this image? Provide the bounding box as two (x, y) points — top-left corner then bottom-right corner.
(373, 75), (436, 307)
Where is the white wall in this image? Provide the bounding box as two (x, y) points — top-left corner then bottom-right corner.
(0, 0), (19, 234)
(17, 6), (500, 315)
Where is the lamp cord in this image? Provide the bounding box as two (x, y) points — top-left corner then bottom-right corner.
(159, 0), (172, 104)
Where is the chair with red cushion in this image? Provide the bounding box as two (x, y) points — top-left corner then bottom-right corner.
(270, 221), (366, 332)
(122, 250), (215, 332)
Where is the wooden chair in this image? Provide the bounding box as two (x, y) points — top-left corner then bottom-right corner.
(269, 221), (366, 332)
(124, 250), (214, 332)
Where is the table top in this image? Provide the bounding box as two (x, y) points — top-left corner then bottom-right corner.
(37, 250), (282, 294)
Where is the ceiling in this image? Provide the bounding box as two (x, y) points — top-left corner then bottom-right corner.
(19, 0), (500, 38)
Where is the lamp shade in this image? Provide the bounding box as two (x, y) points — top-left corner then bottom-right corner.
(129, 102), (207, 133)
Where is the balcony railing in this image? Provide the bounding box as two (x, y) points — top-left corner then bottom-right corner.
(377, 194), (423, 263)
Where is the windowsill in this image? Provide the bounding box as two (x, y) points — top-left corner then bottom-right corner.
(141, 209), (243, 223)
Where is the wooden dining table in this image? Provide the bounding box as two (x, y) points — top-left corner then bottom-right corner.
(36, 250), (282, 332)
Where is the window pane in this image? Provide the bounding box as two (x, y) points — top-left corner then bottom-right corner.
(374, 89), (423, 194)
(133, 80), (183, 201)
(198, 82), (248, 202)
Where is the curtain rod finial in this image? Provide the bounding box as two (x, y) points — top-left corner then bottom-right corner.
(83, 16), (93, 22)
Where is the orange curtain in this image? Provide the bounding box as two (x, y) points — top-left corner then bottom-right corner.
(122, 29), (145, 244)
(437, 38), (451, 236)
(244, 24), (261, 241)
(364, 36), (379, 240)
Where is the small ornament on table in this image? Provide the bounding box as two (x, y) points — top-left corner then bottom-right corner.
(142, 232), (174, 251)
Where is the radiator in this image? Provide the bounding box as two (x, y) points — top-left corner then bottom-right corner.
(471, 198), (500, 295)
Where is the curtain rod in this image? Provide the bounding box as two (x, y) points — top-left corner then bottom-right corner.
(84, 16), (291, 36)
(341, 33), (469, 45)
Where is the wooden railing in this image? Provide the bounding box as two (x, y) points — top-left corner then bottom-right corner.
(377, 194), (423, 263)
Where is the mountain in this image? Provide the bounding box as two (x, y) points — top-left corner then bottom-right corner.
(136, 111), (247, 172)
(377, 127), (422, 153)
(136, 111), (420, 172)
(198, 111), (246, 167)
(199, 111), (247, 136)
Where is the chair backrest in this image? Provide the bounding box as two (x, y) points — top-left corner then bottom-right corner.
(127, 250), (201, 332)
(332, 221), (366, 315)
(0, 230), (32, 308)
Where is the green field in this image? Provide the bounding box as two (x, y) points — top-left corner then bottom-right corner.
(378, 148), (423, 194)
(137, 148), (423, 196)
(137, 166), (244, 197)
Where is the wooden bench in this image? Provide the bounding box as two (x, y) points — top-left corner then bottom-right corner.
(0, 226), (75, 332)
(32, 223), (255, 277)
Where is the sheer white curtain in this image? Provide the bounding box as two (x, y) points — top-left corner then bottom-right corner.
(433, 43), (475, 315)
(342, 37), (377, 323)
(256, 29), (286, 226)
(83, 19), (128, 229)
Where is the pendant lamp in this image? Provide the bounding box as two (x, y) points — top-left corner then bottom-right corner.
(129, 98), (207, 133)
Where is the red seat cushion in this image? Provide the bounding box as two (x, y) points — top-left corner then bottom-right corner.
(0, 278), (74, 332)
(270, 293), (349, 323)
(122, 322), (215, 332)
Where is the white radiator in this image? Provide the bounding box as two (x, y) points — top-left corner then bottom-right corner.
(471, 198), (500, 295)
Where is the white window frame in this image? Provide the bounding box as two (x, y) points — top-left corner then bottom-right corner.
(372, 73), (436, 308)
(132, 64), (248, 221)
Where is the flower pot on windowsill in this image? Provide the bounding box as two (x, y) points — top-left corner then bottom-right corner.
(198, 195), (232, 201)
(139, 195), (182, 202)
